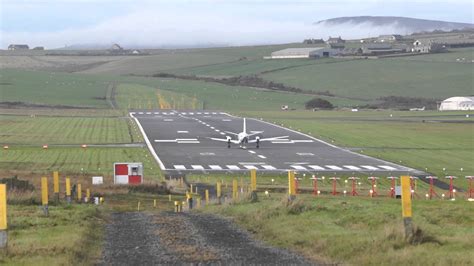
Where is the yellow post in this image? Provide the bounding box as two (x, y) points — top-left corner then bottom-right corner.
(53, 171), (59, 198)
(288, 171), (296, 197)
(137, 201), (141, 211)
(86, 189), (90, 202)
(216, 182), (222, 198)
(205, 189), (209, 205)
(65, 177), (71, 204)
(0, 184), (7, 248)
(154, 199), (157, 208)
(41, 177), (49, 215)
(401, 176), (413, 238)
(41, 177), (48, 206)
(77, 183), (82, 202)
(0, 184), (7, 230)
(232, 179), (238, 199)
(190, 184), (193, 194)
(197, 198), (201, 208)
(250, 169), (257, 191)
(168, 194), (172, 201)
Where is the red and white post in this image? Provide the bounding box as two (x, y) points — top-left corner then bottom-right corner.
(425, 176), (438, 199)
(310, 175), (322, 196)
(347, 177), (359, 196)
(368, 176), (379, 197)
(329, 177), (340, 196)
(444, 176), (457, 199)
(387, 176), (398, 198)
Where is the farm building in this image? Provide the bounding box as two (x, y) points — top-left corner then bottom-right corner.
(326, 36), (345, 44)
(303, 38), (325, 44)
(412, 40), (446, 53)
(269, 47), (340, 59)
(362, 43), (408, 55)
(8, 44), (29, 50)
(32, 46), (44, 50)
(439, 97), (474, 111)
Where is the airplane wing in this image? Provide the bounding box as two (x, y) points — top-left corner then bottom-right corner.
(248, 136), (289, 143)
(209, 137), (240, 144)
(247, 131), (264, 137)
(224, 131), (239, 136)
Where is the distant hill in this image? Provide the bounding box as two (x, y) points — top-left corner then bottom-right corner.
(315, 16), (473, 33)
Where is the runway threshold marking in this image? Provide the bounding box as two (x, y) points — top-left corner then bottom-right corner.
(291, 165), (307, 170)
(174, 165), (186, 170)
(308, 165), (325, 170)
(326, 165), (343, 170)
(361, 165), (379, 170)
(378, 165), (397, 170)
(226, 165), (240, 170)
(261, 165), (276, 170)
(243, 165), (258, 170)
(209, 165), (223, 170)
(344, 165), (361, 170)
(191, 165), (205, 170)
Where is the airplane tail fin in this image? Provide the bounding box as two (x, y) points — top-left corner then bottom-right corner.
(243, 118), (247, 134)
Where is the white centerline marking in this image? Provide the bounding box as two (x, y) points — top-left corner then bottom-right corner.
(248, 150), (256, 154)
(220, 132), (226, 135)
(164, 119), (173, 122)
(297, 152), (314, 156)
(177, 131), (189, 134)
(258, 155), (267, 159)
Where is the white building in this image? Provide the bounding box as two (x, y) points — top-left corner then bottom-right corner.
(269, 47), (340, 59)
(439, 97), (474, 111)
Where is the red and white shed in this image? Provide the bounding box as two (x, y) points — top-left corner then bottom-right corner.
(114, 162), (143, 184)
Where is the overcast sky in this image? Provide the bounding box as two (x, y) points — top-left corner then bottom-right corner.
(1, 0), (473, 49)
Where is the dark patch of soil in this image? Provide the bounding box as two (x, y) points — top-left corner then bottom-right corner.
(101, 211), (314, 265)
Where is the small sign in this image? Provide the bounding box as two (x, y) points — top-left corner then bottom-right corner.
(92, 176), (104, 185)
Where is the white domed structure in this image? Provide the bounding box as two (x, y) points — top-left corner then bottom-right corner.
(439, 97), (474, 111)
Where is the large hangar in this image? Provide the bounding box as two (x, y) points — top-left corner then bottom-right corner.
(439, 96), (474, 111)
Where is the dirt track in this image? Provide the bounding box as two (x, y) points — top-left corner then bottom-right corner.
(100, 211), (312, 265)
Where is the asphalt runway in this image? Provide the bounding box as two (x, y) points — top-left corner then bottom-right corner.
(131, 110), (422, 175)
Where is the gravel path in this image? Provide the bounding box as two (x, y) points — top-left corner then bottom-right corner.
(100, 211), (313, 265)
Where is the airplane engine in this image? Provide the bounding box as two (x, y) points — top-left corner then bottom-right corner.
(226, 136), (231, 148)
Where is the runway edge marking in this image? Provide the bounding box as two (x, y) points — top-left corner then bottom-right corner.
(130, 112), (167, 170)
(221, 112), (421, 174)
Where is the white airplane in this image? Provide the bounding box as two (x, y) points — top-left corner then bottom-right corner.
(209, 118), (288, 148)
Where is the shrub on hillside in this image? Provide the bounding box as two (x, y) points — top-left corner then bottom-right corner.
(305, 97), (334, 110)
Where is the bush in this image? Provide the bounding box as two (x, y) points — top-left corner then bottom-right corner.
(305, 98), (334, 110)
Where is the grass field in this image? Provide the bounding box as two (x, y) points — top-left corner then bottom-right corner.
(0, 147), (162, 180)
(0, 115), (140, 145)
(261, 52), (473, 101)
(1, 204), (102, 265)
(202, 193), (474, 265)
(0, 69), (112, 108)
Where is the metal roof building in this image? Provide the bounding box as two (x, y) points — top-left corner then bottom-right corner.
(270, 47), (340, 59)
(439, 96), (474, 111)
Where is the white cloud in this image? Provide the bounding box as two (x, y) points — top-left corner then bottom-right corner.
(1, 0), (471, 48)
